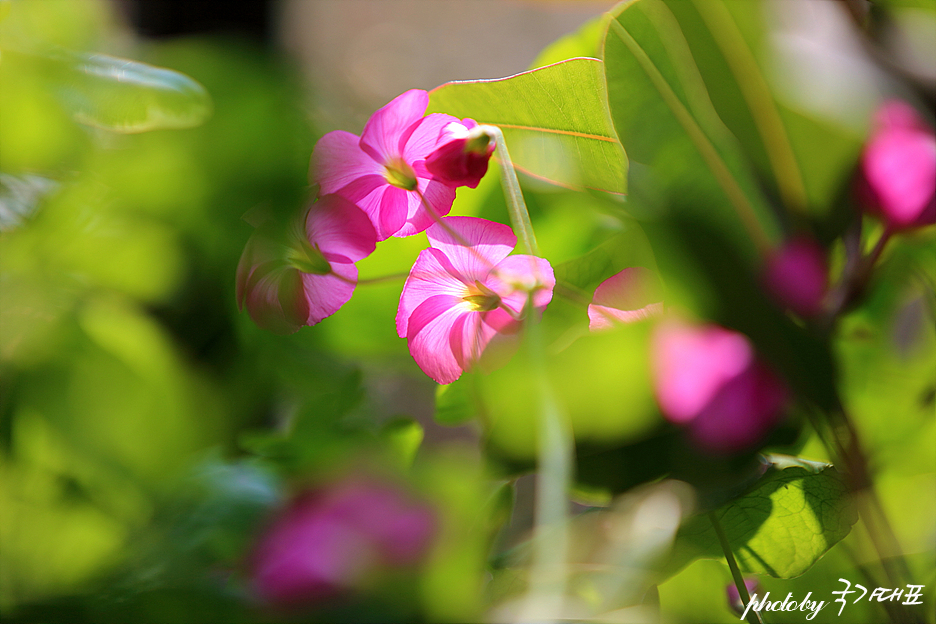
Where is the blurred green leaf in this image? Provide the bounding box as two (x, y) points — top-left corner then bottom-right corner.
(380, 417), (424, 469)
(434, 381), (474, 427)
(53, 52), (212, 133)
(553, 225), (656, 292)
(655, 0), (860, 234)
(530, 13), (608, 69)
(428, 58), (628, 194)
(668, 457), (858, 579)
(603, 0), (780, 257)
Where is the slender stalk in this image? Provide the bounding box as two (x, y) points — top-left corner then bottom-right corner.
(821, 227), (893, 326)
(519, 297), (573, 623)
(356, 272), (409, 285)
(479, 125), (540, 256)
(709, 512), (764, 624)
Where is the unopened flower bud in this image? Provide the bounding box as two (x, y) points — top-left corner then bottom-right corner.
(855, 100), (936, 230)
(425, 119), (495, 189)
(763, 237), (828, 318)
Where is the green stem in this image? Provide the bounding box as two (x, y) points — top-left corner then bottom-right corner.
(519, 297), (573, 623)
(356, 272), (409, 285)
(479, 125), (540, 256)
(709, 512), (764, 624)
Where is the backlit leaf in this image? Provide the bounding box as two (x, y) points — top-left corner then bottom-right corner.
(428, 58), (627, 194)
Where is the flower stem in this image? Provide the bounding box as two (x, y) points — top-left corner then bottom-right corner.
(479, 125), (540, 256)
(356, 272), (410, 285)
(519, 295), (573, 623)
(709, 511), (765, 624)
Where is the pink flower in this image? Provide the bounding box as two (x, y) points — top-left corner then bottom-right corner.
(235, 195), (376, 334)
(250, 477), (436, 607)
(587, 267), (664, 331)
(396, 217), (555, 385)
(856, 99), (936, 230)
(650, 319), (787, 454)
(762, 237), (828, 318)
(424, 119), (495, 189)
(310, 89), (460, 241)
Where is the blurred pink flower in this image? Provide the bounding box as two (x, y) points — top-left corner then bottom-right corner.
(726, 578), (761, 615)
(650, 319), (787, 454)
(587, 267), (664, 331)
(250, 477), (436, 607)
(425, 119), (495, 189)
(856, 99), (936, 230)
(310, 89), (459, 240)
(235, 195), (376, 334)
(397, 217), (555, 384)
(763, 237), (828, 318)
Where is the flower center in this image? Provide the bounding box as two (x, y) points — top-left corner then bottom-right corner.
(384, 157), (418, 191)
(285, 237), (331, 275)
(463, 280), (501, 312)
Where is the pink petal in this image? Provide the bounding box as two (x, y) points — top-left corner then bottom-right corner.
(449, 311), (498, 372)
(587, 267), (664, 331)
(488, 254), (556, 312)
(374, 185), (411, 240)
(300, 261), (357, 326)
(874, 99), (927, 132)
(687, 361), (788, 454)
(397, 248), (472, 338)
(401, 113), (461, 163)
(307, 195), (377, 263)
(245, 265), (310, 335)
(424, 217), (516, 278)
(406, 294), (473, 384)
(392, 179), (457, 237)
(862, 127), (936, 228)
(360, 90), (429, 164)
(651, 320), (753, 423)
(311, 130), (384, 194)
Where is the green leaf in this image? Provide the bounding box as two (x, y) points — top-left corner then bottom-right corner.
(668, 456), (858, 579)
(380, 417), (424, 469)
(602, 0), (779, 257)
(653, 0), (860, 234)
(434, 380), (475, 426)
(54, 52), (212, 133)
(427, 58), (627, 194)
(553, 224), (657, 291)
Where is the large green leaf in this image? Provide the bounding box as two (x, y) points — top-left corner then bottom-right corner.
(53, 52), (212, 133)
(603, 0), (779, 258)
(427, 58), (627, 194)
(667, 456), (858, 579)
(602, 0), (840, 411)
(656, 0), (860, 235)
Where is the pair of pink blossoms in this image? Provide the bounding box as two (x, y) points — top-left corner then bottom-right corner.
(237, 89), (554, 383)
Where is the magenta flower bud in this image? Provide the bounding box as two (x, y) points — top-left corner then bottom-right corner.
(424, 119), (495, 189)
(235, 195), (377, 334)
(587, 267), (664, 331)
(762, 237), (828, 318)
(856, 99), (936, 230)
(726, 578), (761, 615)
(650, 319), (788, 454)
(250, 478), (436, 607)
